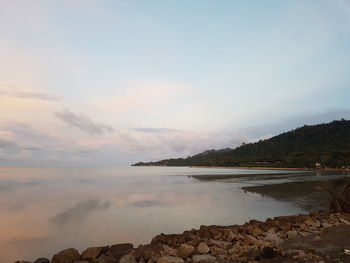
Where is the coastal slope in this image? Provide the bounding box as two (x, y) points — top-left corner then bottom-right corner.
(133, 120), (350, 168)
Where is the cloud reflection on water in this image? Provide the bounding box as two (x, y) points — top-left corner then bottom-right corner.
(50, 199), (112, 226)
(129, 199), (171, 207)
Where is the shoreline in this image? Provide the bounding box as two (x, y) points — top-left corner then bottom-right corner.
(189, 166), (350, 172)
(20, 212), (350, 263)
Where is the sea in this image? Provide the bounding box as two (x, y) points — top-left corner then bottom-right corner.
(0, 166), (349, 262)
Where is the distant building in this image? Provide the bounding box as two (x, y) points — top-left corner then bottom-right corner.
(315, 162), (322, 168)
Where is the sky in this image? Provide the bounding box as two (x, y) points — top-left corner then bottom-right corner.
(0, 0), (350, 166)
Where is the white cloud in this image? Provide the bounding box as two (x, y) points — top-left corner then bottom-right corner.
(55, 108), (114, 135)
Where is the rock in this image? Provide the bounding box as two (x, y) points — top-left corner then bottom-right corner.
(51, 248), (80, 263)
(339, 218), (350, 225)
(81, 246), (109, 260)
(197, 243), (210, 254)
(305, 219), (320, 228)
(34, 259), (50, 263)
(297, 231), (309, 237)
(119, 255), (137, 263)
(251, 228), (263, 237)
(321, 222), (332, 228)
(94, 254), (116, 263)
(157, 256), (184, 263)
(177, 244), (195, 259)
(109, 243), (134, 252)
(226, 231), (235, 241)
(162, 245), (177, 256)
(192, 254), (216, 263)
(312, 236), (321, 242)
(286, 230), (298, 239)
(134, 244), (162, 260)
(211, 240), (231, 248)
(243, 235), (259, 245)
(209, 247), (226, 256)
(264, 230), (283, 245)
(107, 243), (134, 259)
(292, 250), (306, 259)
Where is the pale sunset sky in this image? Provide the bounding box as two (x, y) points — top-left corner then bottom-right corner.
(1, 0), (350, 165)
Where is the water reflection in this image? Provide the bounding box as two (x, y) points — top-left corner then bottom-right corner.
(50, 199), (112, 227)
(0, 166), (347, 262)
(128, 199), (171, 207)
(242, 178), (350, 211)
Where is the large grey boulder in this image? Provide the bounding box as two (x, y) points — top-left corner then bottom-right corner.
(51, 248), (80, 263)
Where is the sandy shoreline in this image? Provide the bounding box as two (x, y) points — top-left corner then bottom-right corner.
(18, 212), (350, 263)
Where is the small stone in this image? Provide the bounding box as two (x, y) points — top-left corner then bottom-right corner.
(177, 244), (195, 259)
(305, 219), (321, 228)
(339, 218), (350, 225)
(51, 248), (80, 263)
(226, 232), (235, 241)
(163, 245), (177, 256)
(197, 243), (210, 254)
(321, 222), (332, 228)
(192, 255), (216, 263)
(81, 246), (109, 260)
(157, 256), (184, 263)
(264, 231), (283, 245)
(251, 228), (263, 237)
(298, 231), (309, 237)
(119, 255), (137, 263)
(34, 259), (50, 263)
(210, 247), (226, 256)
(292, 250), (306, 259)
(312, 236), (321, 242)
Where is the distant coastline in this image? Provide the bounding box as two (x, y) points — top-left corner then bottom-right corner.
(189, 166), (350, 171)
(134, 164), (350, 172)
(133, 120), (350, 169)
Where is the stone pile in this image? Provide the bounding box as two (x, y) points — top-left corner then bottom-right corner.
(15, 212), (350, 263)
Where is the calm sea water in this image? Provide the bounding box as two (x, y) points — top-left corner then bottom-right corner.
(0, 166), (348, 262)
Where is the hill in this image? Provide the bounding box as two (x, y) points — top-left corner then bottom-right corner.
(132, 120), (350, 168)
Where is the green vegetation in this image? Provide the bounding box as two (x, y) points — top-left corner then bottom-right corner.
(133, 120), (350, 168)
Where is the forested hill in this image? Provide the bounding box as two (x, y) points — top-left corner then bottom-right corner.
(132, 120), (350, 168)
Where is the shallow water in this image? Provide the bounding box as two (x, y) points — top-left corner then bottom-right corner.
(0, 166), (348, 262)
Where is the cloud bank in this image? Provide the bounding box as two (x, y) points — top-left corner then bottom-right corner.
(55, 108), (114, 135)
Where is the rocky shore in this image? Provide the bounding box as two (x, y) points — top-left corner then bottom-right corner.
(16, 212), (350, 263)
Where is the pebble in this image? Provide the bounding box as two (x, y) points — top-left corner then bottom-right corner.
(157, 256), (184, 263)
(197, 243), (210, 254)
